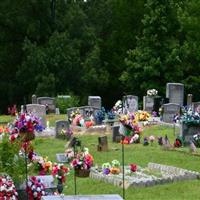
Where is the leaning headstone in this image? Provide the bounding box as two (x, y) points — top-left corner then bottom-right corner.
(112, 125), (121, 142)
(97, 136), (108, 151)
(26, 104), (46, 127)
(37, 97), (56, 113)
(162, 103), (181, 123)
(187, 94), (193, 109)
(123, 95), (138, 114)
(166, 83), (184, 106)
(55, 120), (70, 140)
(32, 94), (37, 104)
(88, 96), (102, 109)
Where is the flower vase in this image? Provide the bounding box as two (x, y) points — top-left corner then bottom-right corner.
(57, 179), (63, 194)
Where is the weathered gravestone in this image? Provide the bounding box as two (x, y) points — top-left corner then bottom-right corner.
(35, 175), (56, 192)
(162, 103), (181, 123)
(37, 97), (56, 113)
(32, 94), (37, 104)
(112, 125), (121, 142)
(97, 136), (108, 151)
(26, 104), (46, 127)
(123, 95), (138, 114)
(143, 96), (154, 112)
(55, 120), (70, 140)
(180, 123), (200, 144)
(166, 83), (184, 106)
(41, 194), (123, 200)
(88, 96), (102, 109)
(56, 153), (68, 163)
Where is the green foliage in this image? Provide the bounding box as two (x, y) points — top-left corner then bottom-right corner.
(0, 135), (25, 184)
(55, 95), (80, 114)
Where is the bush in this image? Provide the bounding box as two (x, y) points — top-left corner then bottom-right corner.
(56, 95), (80, 114)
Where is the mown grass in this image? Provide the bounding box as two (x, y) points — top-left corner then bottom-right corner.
(1, 114), (200, 199)
(32, 124), (200, 200)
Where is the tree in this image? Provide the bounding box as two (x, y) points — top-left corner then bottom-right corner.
(121, 0), (183, 98)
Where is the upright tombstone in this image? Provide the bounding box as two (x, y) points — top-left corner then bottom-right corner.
(32, 94), (37, 104)
(112, 125), (121, 142)
(26, 104), (46, 127)
(187, 94), (193, 109)
(37, 97), (56, 113)
(97, 136), (108, 151)
(143, 96), (154, 112)
(162, 103), (181, 123)
(88, 96), (102, 109)
(123, 95), (138, 114)
(35, 175), (56, 192)
(166, 83), (184, 106)
(55, 120), (70, 140)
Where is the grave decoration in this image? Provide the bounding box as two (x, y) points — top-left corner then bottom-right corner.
(180, 108), (200, 126)
(113, 100), (123, 115)
(192, 134), (200, 148)
(26, 176), (47, 200)
(173, 136), (183, 148)
(101, 160), (121, 175)
(0, 174), (18, 199)
(11, 112), (44, 142)
(147, 89), (158, 97)
(149, 135), (155, 145)
(52, 163), (69, 194)
(143, 137), (149, 146)
(130, 164), (137, 173)
(119, 113), (142, 144)
(94, 107), (106, 124)
(70, 147), (94, 177)
(135, 111), (150, 121)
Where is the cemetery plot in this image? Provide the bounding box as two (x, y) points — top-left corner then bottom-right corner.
(90, 163), (200, 189)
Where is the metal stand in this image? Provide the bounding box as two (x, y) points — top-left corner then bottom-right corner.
(121, 135), (125, 200)
(24, 143), (29, 200)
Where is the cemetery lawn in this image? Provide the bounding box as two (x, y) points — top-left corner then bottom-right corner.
(33, 125), (200, 200)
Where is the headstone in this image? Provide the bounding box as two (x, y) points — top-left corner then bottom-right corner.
(162, 103), (181, 123)
(67, 107), (78, 121)
(192, 102), (200, 113)
(88, 96), (102, 109)
(35, 175), (56, 191)
(123, 95), (138, 114)
(187, 94), (193, 109)
(55, 120), (70, 140)
(55, 108), (60, 115)
(41, 194), (123, 200)
(37, 97), (56, 113)
(56, 153), (68, 163)
(112, 125), (121, 142)
(26, 104), (46, 127)
(97, 136), (108, 151)
(57, 95), (71, 99)
(32, 94), (37, 104)
(143, 96), (154, 112)
(166, 83), (184, 106)
(180, 123), (200, 144)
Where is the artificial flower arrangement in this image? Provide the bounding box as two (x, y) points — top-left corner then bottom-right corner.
(147, 89), (158, 97)
(113, 100), (122, 115)
(65, 148), (75, 161)
(135, 111), (150, 121)
(26, 176), (46, 200)
(94, 107), (106, 124)
(11, 112), (44, 142)
(130, 164), (137, 172)
(192, 133), (200, 148)
(119, 113), (142, 144)
(51, 163), (69, 184)
(0, 174), (18, 199)
(180, 108), (200, 126)
(102, 160), (120, 175)
(70, 147), (94, 171)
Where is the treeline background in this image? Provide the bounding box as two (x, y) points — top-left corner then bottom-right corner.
(0, 0), (200, 113)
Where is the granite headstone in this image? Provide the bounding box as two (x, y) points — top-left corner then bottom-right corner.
(37, 97), (56, 113)
(88, 96), (102, 109)
(123, 95), (138, 114)
(55, 120), (70, 140)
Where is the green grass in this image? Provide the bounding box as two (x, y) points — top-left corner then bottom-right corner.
(31, 125), (200, 200)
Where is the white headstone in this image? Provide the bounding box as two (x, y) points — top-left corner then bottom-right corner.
(123, 95), (138, 113)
